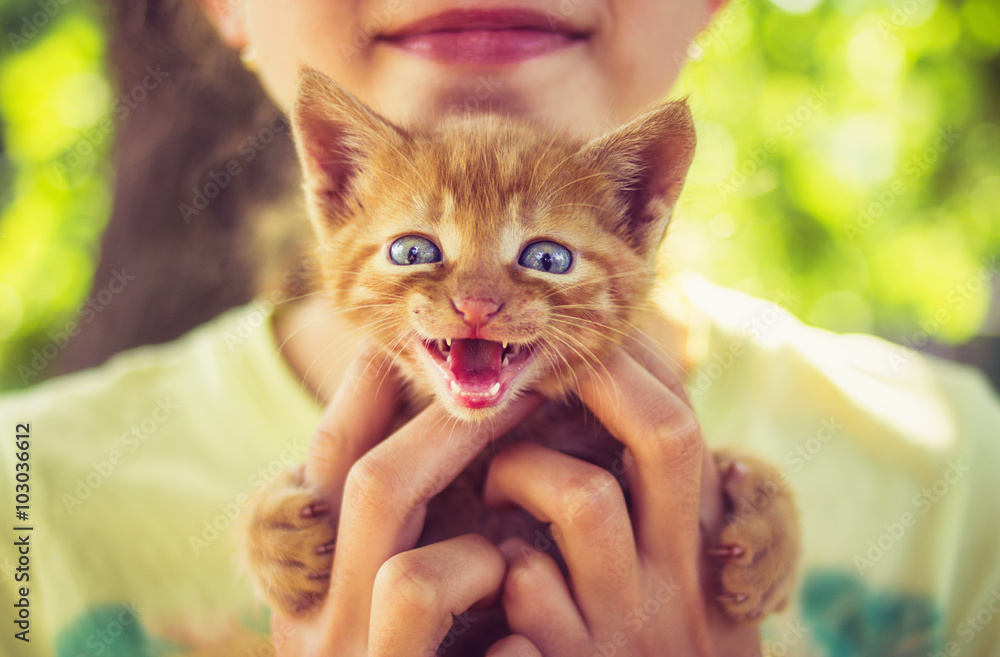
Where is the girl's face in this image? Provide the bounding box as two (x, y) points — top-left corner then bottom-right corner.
(208, 0), (716, 137)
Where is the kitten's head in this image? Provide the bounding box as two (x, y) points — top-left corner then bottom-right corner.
(292, 70), (695, 420)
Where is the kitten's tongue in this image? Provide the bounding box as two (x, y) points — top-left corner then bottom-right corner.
(449, 339), (503, 389)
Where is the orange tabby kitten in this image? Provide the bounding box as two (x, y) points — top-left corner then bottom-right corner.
(241, 70), (800, 650)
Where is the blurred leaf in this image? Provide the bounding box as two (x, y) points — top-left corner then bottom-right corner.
(674, 0), (999, 348)
(0, 4), (111, 390)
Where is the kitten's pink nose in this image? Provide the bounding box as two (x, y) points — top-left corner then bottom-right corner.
(453, 297), (502, 327)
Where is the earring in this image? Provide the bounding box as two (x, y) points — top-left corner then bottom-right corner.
(239, 45), (258, 72)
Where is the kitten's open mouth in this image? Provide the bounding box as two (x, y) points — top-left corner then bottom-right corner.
(418, 337), (535, 409)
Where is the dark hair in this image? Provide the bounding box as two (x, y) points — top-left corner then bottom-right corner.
(57, 0), (305, 374)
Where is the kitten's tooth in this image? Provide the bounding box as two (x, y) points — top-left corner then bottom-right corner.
(489, 382), (500, 396)
(450, 380), (462, 395)
(502, 356), (510, 367)
(502, 341), (508, 350)
(446, 338), (452, 348)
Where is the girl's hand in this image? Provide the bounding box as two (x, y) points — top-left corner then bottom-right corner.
(269, 346), (544, 656)
(484, 347), (762, 657)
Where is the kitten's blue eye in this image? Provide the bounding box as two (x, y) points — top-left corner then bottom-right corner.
(519, 241), (572, 274)
(390, 236), (442, 265)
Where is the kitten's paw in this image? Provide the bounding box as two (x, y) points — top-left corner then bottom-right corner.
(709, 448), (801, 624)
(240, 464), (336, 616)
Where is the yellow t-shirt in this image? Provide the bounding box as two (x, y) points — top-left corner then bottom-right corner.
(1, 277), (998, 656)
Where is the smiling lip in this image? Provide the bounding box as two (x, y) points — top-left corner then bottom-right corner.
(380, 9), (588, 66)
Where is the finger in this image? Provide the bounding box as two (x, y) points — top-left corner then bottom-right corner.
(699, 449), (726, 542)
(484, 443), (640, 628)
(628, 333), (727, 541)
(498, 538), (589, 654)
(486, 635), (544, 657)
(331, 393), (544, 616)
(304, 345), (402, 502)
(369, 534), (506, 657)
(626, 315), (693, 406)
(577, 348), (704, 565)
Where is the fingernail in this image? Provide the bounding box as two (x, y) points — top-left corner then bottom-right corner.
(300, 501), (330, 518)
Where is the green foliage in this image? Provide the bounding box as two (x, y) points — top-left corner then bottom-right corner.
(0, 1), (111, 389)
(672, 0), (1000, 342)
(0, 0), (998, 390)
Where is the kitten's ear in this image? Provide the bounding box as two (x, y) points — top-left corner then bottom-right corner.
(578, 101), (696, 255)
(292, 69), (406, 221)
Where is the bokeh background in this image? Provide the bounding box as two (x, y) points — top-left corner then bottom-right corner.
(0, 0), (998, 391)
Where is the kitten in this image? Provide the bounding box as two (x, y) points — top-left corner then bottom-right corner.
(241, 70), (800, 649)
